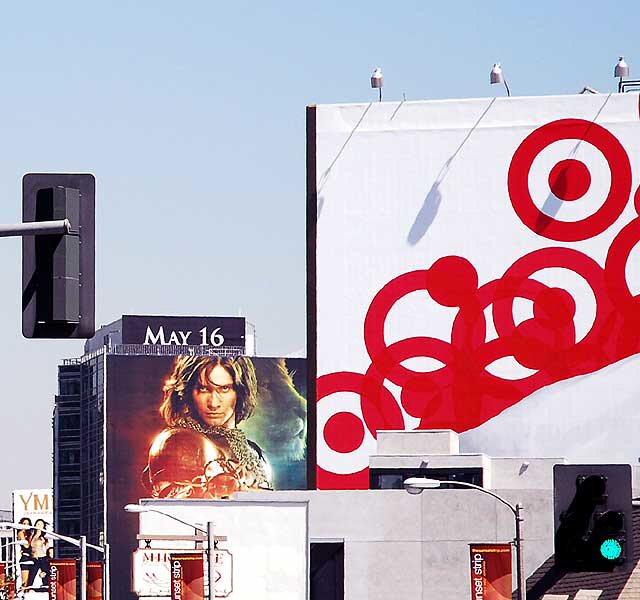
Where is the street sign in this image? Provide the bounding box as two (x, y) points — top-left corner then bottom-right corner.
(133, 548), (232, 597)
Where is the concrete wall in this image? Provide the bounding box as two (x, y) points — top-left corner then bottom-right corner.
(376, 430), (460, 455)
(242, 487), (553, 600)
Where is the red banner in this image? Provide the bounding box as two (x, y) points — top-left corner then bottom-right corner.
(49, 559), (77, 600)
(87, 562), (103, 600)
(469, 544), (512, 600)
(170, 553), (205, 600)
(0, 562), (14, 600)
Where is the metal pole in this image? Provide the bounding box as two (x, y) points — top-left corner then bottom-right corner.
(515, 503), (526, 600)
(0, 219), (71, 237)
(103, 542), (110, 600)
(207, 522), (215, 600)
(79, 535), (87, 600)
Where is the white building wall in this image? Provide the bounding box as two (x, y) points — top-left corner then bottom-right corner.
(241, 429), (639, 599)
(242, 487), (551, 600)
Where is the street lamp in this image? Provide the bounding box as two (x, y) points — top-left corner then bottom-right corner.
(124, 504), (218, 600)
(403, 478), (525, 600)
(0, 521), (109, 600)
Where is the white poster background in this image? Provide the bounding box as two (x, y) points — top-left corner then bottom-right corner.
(12, 488), (53, 525)
(315, 94), (640, 474)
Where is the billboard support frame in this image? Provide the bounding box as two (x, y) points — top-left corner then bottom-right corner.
(306, 104), (317, 490)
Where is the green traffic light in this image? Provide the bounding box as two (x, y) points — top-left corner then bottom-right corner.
(600, 538), (622, 560)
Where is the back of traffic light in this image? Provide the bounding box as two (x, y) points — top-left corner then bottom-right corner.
(22, 173), (95, 338)
(554, 464), (633, 572)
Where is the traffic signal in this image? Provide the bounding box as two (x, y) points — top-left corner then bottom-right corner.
(554, 464), (633, 572)
(22, 174), (95, 338)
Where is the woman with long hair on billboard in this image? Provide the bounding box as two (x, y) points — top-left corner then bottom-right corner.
(143, 355), (272, 499)
(17, 517), (33, 591)
(26, 519), (52, 589)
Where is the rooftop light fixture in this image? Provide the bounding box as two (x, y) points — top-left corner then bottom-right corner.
(614, 56), (629, 78)
(371, 67), (383, 101)
(490, 63), (510, 97)
(614, 56), (634, 92)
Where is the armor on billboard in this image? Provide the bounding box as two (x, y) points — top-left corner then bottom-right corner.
(144, 421), (271, 498)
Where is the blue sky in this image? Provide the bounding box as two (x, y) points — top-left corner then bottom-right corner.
(0, 0), (637, 502)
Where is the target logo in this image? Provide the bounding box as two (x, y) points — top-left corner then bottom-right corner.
(317, 116), (640, 490)
(508, 118), (632, 241)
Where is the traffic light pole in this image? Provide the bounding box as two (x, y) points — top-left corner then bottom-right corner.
(207, 522), (216, 600)
(79, 535), (87, 600)
(0, 219), (71, 237)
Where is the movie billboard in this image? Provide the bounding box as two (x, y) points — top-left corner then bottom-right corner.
(311, 94), (640, 488)
(105, 355), (307, 598)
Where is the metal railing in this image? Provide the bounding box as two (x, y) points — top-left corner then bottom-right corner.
(109, 343), (245, 356)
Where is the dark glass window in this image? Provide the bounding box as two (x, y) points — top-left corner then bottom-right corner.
(369, 467), (483, 489)
(311, 543), (343, 600)
(60, 484), (80, 500)
(58, 414), (80, 430)
(59, 379), (80, 395)
(60, 449), (79, 465)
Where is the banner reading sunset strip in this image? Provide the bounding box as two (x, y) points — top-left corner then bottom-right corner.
(49, 559), (77, 600)
(170, 553), (205, 600)
(87, 562), (103, 600)
(469, 544), (512, 600)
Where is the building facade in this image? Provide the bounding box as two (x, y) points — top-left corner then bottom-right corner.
(52, 315), (311, 599)
(53, 315), (253, 559)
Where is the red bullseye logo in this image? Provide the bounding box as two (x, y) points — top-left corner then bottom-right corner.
(508, 118), (631, 241)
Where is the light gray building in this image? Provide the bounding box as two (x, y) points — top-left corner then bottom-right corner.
(128, 430), (640, 599)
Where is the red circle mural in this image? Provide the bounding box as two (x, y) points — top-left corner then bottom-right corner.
(318, 117), (640, 490)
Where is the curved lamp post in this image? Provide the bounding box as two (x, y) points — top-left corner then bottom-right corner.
(403, 478), (525, 600)
(0, 521), (109, 600)
(124, 504), (217, 600)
